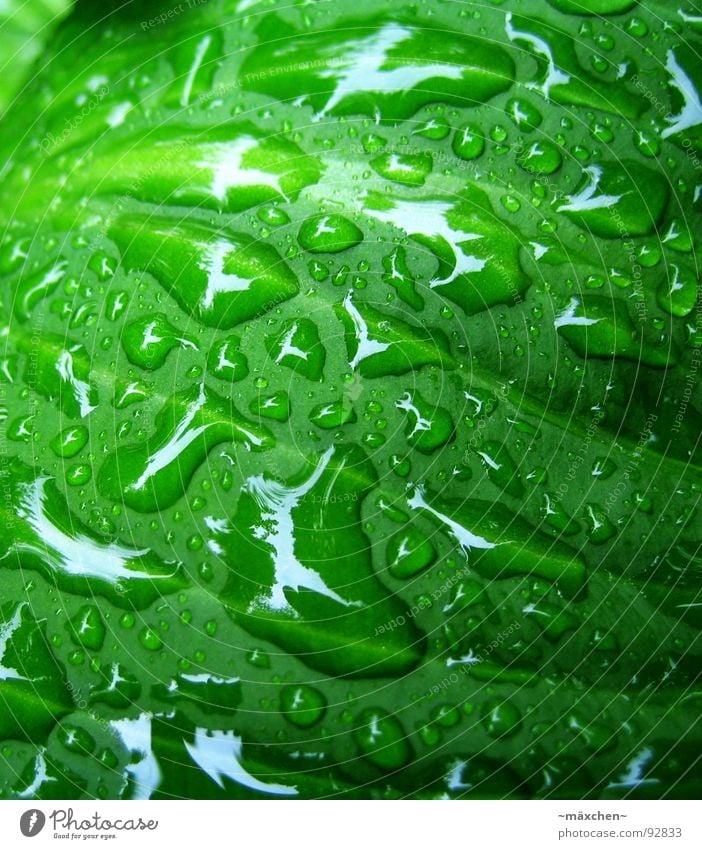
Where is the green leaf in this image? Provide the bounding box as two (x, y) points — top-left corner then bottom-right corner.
(0, 0), (700, 801)
(0, 0), (71, 115)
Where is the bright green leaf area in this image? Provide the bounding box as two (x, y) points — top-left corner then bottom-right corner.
(0, 0), (71, 115)
(0, 0), (700, 800)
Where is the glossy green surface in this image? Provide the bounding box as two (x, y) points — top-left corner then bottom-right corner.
(0, 0), (700, 800)
(0, 0), (70, 115)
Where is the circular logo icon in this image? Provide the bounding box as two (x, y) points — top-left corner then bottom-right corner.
(19, 810), (46, 838)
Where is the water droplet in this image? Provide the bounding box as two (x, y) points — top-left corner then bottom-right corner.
(567, 714), (616, 751)
(265, 318), (326, 380)
(592, 457), (617, 480)
(239, 21), (514, 122)
(258, 206), (290, 226)
(501, 194), (521, 213)
(139, 627), (162, 651)
(371, 152), (433, 186)
(207, 335), (249, 382)
(390, 454), (411, 477)
(584, 503), (617, 544)
(452, 124), (485, 160)
(308, 259), (329, 281)
(298, 214), (363, 253)
(112, 216), (300, 328)
(50, 426), (89, 459)
(662, 219), (693, 253)
(310, 398), (356, 429)
(396, 391), (454, 454)
(387, 527), (437, 578)
(87, 252), (116, 281)
(354, 709), (413, 770)
(66, 464), (92, 487)
(481, 699), (522, 738)
(541, 493), (580, 536)
(413, 117), (451, 139)
(524, 600), (580, 642)
(58, 724), (96, 754)
(69, 605), (106, 651)
(476, 439), (524, 498)
(280, 684), (327, 728)
(506, 97), (542, 131)
(382, 247), (423, 311)
(337, 292), (456, 377)
(217, 444), (425, 678)
(98, 384), (273, 512)
(626, 16), (648, 37)
(556, 161), (668, 238)
(246, 649), (270, 669)
(555, 295), (675, 367)
(634, 129), (660, 158)
(430, 704), (461, 727)
(122, 313), (197, 371)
